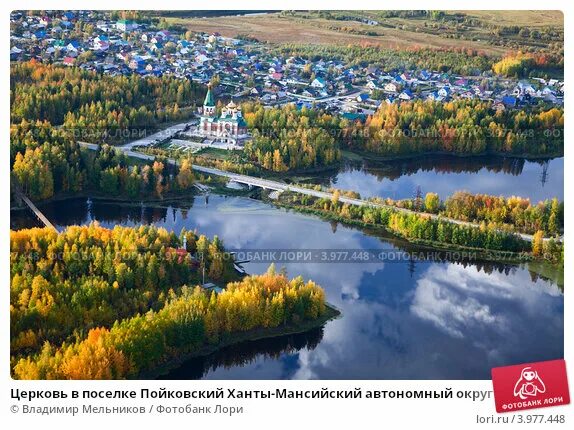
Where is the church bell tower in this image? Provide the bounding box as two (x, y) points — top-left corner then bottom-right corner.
(203, 83), (216, 117)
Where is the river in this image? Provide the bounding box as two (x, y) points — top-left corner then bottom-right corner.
(10, 193), (564, 380)
(319, 155), (563, 201)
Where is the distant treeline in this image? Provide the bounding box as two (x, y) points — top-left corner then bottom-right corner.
(281, 192), (563, 262)
(343, 100), (563, 157)
(286, 192), (531, 253)
(275, 44), (493, 75)
(373, 191), (563, 237)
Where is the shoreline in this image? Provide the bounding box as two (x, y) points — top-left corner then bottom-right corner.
(11, 190), (557, 264)
(10, 187), (562, 284)
(268, 198), (563, 285)
(139, 303), (341, 379)
(271, 199), (530, 260)
(342, 148), (564, 163)
(9, 182), (257, 211)
(10, 191), (201, 211)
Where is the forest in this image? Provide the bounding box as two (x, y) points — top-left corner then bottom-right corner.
(275, 45), (494, 76)
(10, 224), (234, 357)
(10, 61), (204, 201)
(190, 98), (563, 174)
(10, 61), (202, 141)
(242, 102), (341, 172)
(11, 121), (195, 200)
(492, 52), (563, 78)
(235, 100), (563, 169)
(344, 99), (563, 157)
(373, 191), (563, 236)
(279, 191), (563, 263)
(11, 225), (327, 379)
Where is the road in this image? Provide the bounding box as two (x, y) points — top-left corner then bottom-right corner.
(121, 122), (194, 150)
(78, 141), (550, 243)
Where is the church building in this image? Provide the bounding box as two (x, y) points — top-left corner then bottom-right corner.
(199, 84), (248, 145)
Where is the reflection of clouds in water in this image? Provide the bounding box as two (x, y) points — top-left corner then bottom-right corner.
(333, 158), (563, 201)
(185, 201), (280, 249)
(291, 263), (563, 380)
(292, 301), (394, 379)
(412, 265), (506, 339)
(411, 264), (562, 338)
(186, 197), (388, 304)
(181, 199), (563, 379)
(409, 264), (563, 368)
(75, 196), (564, 379)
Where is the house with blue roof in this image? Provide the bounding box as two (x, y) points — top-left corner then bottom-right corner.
(502, 96), (517, 107)
(419, 70), (431, 81)
(66, 41), (80, 52)
(32, 30), (46, 40)
(399, 89), (414, 100)
(62, 12), (76, 21)
(438, 86), (451, 98)
(357, 93), (370, 103)
(393, 75), (404, 84)
(150, 42), (163, 52)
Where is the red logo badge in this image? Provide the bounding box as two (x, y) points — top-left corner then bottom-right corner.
(492, 359), (570, 413)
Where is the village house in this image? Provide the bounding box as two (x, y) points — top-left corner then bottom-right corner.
(116, 20), (138, 32)
(311, 77), (326, 88)
(9, 10), (564, 118)
(384, 82), (399, 93)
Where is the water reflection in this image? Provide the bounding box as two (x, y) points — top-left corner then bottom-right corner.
(10, 195), (564, 379)
(158, 327), (324, 380)
(322, 156), (563, 201)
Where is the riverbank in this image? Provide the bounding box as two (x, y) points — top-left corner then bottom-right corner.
(139, 303), (341, 379)
(270, 197), (530, 260)
(267, 195), (563, 284)
(10, 185), (563, 288)
(341, 148), (564, 163)
(9, 178), (260, 212)
(10, 189), (202, 211)
(527, 260), (564, 289)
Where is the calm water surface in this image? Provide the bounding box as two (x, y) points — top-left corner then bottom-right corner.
(11, 194), (564, 379)
(323, 156), (563, 201)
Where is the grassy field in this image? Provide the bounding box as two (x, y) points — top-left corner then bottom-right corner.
(195, 147), (243, 161)
(167, 10), (563, 56)
(168, 13), (509, 55)
(451, 10), (563, 27)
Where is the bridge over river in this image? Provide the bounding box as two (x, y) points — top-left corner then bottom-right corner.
(76, 141), (553, 243)
(11, 178), (57, 231)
